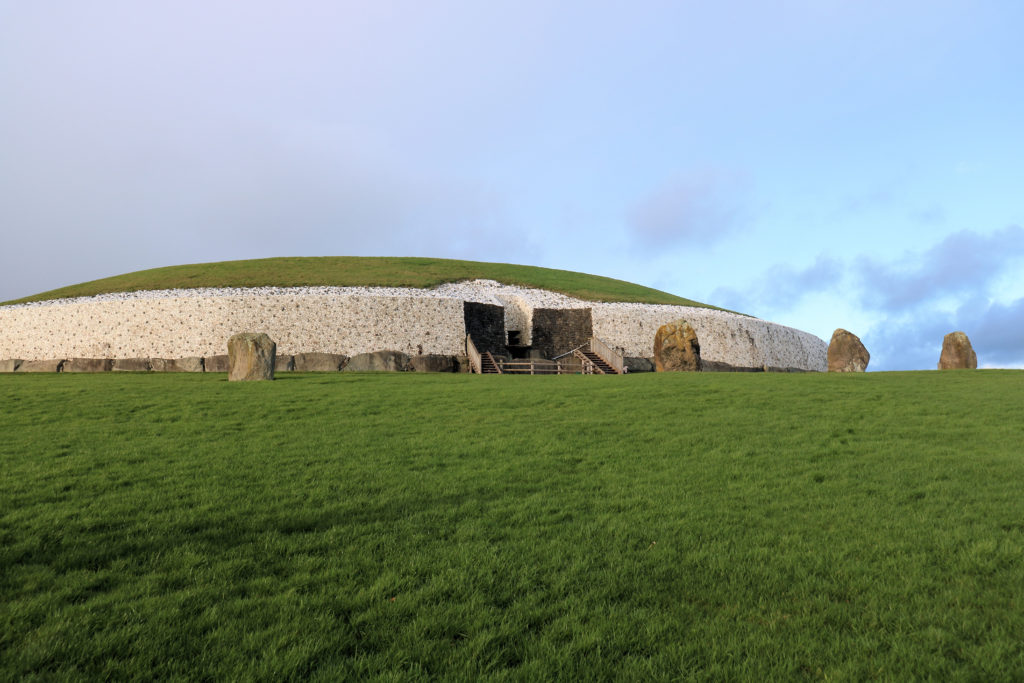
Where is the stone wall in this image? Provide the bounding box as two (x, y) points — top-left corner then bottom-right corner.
(531, 308), (593, 358)
(0, 294), (466, 360)
(591, 304), (827, 371)
(462, 301), (506, 356)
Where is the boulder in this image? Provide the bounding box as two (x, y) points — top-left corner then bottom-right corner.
(653, 320), (701, 372)
(454, 355), (472, 373)
(203, 355), (229, 373)
(16, 359), (64, 372)
(624, 357), (655, 373)
(112, 358), (151, 372)
(827, 329), (870, 372)
(151, 357), (204, 373)
(409, 354), (456, 372)
(938, 331), (977, 370)
(227, 332), (276, 381)
(275, 355), (294, 372)
(344, 350), (411, 372)
(0, 359), (22, 373)
(293, 352), (348, 372)
(63, 358), (113, 373)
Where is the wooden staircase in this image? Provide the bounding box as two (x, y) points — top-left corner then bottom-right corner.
(479, 351), (502, 374)
(573, 348), (620, 374)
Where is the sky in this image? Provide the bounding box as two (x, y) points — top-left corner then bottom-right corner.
(2, 1), (1023, 370)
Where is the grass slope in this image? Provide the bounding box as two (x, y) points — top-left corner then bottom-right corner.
(2, 256), (715, 308)
(2, 371), (1023, 679)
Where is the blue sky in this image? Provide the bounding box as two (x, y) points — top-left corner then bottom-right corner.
(2, 1), (1022, 369)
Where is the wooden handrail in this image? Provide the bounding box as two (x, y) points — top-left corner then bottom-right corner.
(466, 334), (482, 374)
(589, 336), (624, 374)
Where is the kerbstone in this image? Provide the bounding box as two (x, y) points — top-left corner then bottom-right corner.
(344, 350), (411, 372)
(293, 352), (348, 372)
(17, 359), (64, 372)
(0, 359), (22, 372)
(151, 357), (204, 372)
(63, 358), (113, 373)
(112, 358), (151, 372)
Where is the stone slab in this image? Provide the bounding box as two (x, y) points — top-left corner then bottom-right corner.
(150, 357), (204, 372)
(203, 355), (229, 372)
(0, 359), (22, 373)
(112, 358), (152, 372)
(63, 358), (113, 373)
(293, 352), (348, 372)
(16, 359), (64, 372)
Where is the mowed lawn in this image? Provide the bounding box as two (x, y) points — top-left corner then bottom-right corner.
(2, 371), (1023, 680)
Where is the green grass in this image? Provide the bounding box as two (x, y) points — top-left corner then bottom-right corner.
(1, 256), (715, 308)
(2, 370), (1023, 680)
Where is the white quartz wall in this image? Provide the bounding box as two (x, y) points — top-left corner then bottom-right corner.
(592, 304), (827, 371)
(0, 294), (466, 359)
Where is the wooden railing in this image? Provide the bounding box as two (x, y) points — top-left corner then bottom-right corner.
(497, 358), (583, 375)
(589, 336), (625, 374)
(466, 334), (482, 374)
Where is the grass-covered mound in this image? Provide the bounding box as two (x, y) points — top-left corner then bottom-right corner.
(2, 371), (1022, 679)
(2, 256), (714, 308)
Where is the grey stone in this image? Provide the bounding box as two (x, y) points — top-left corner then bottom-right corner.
(151, 357), (204, 373)
(409, 354), (456, 372)
(938, 331), (977, 370)
(227, 333), (276, 382)
(16, 359), (64, 373)
(344, 350), (411, 372)
(828, 329), (869, 372)
(293, 352), (348, 372)
(63, 358), (113, 373)
(203, 355), (229, 372)
(653, 320), (701, 372)
(275, 355), (294, 372)
(454, 355), (472, 373)
(112, 358), (151, 372)
(623, 357), (655, 373)
(0, 359), (22, 373)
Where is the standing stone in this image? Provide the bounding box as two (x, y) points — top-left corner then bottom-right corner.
(653, 320), (701, 372)
(827, 329), (870, 373)
(228, 333), (276, 381)
(938, 331), (977, 370)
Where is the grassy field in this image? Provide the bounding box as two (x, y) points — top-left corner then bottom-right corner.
(2, 370), (1023, 680)
(1, 256), (714, 308)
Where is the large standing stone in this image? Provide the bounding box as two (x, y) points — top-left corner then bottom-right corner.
(938, 331), (977, 370)
(293, 352), (348, 372)
(653, 320), (701, 372)
(63, 358), (113, 373)
(112, 358), (151, 372)
(409, 354), (456, 372)
(344, 350), (411, 372)
(227, 333), (276, 381)
(827, 329), (870, 372)
(0, 359), (22, 373)
(151, 357), (204, 373)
